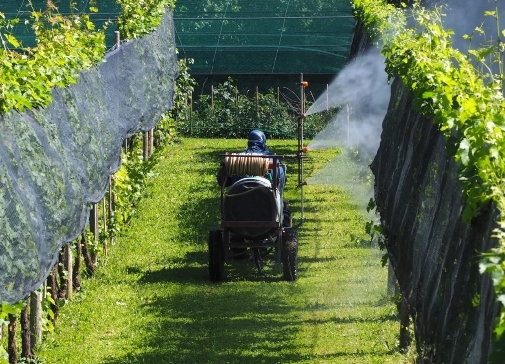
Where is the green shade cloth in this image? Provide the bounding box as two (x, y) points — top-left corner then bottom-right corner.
(174, 0), (355, 74)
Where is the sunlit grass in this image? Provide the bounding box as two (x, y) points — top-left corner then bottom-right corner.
(36, 137), (411, 363)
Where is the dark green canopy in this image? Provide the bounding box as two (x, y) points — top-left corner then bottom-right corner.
(174, 0), (355, 75)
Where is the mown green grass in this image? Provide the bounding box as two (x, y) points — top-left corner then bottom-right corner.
(36, 138), (410, 363)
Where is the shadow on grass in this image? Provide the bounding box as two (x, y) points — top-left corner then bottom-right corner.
(302, 312), (399, 325)
(102, 273), (303, 364)
(140, 265), (208, 284)
(141, 249), (289, 285)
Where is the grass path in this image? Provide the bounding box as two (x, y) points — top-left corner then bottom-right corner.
(36, 138), (408, 363)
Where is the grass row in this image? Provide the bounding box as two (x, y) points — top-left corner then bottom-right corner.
(35, 138), (409, 363)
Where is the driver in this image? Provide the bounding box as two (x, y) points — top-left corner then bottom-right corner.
(246, 129), (272, 155)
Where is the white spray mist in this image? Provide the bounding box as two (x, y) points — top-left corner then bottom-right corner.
(306, 49), (391, 219)
(307, 49), (390, 157)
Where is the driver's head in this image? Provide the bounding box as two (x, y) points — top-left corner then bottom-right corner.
(247, 129), (267, 151)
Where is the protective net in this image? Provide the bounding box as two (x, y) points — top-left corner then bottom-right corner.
(0, 10), (179, 304)
(174, 0), (355, 75)
(371, 78), (499, 362)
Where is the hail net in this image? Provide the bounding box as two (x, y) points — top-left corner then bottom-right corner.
(0, 10), (179, 304)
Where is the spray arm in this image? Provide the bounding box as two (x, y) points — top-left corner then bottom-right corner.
(296, 75), (308, 225)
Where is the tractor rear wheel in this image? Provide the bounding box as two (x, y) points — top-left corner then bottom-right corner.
(208, 229), (225, 282)
(282, 228), (298, 281)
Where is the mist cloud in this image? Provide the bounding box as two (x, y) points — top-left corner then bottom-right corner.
(307, 49), (390, 157)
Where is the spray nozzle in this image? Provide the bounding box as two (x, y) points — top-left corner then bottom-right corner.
(301, 146), (309, 153)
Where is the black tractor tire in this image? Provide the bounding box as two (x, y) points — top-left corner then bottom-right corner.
(282, 228), (298, 281)
(208, 229), (225, 282)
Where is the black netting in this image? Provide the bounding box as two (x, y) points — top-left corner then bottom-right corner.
(371, 78), (499, 363)
(0, 10), (179, 304)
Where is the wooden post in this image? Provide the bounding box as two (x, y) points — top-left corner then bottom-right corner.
(20, 303), (32, 359)
(81, 232), (96, 276)
(102, 196), (107, 257)
(29, 291), (42, 347)
(89, 203), (99, 265)
(256, 86), (259, 121)
(65, 245), (73, 300)
(72, 238), (82, 293)
(109, 175), (114, 246)
(143, 131), (149, 161)
(277, 87), (280, 106)
(190, 92), (193, 135)
(89, 203), (99, 243)
(235, 85), (238, 121)
(326, 84), (329, 112)
(103, 197), (107, 234)
(147, 131), (150, 157)
(149, 129), (154, 156)
(46, 264), (59, 320)
(8, 314), (17, 364)
(211, 85), (214, 120)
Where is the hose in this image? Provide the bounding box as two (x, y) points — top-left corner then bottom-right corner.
(224, 153), (269, 177)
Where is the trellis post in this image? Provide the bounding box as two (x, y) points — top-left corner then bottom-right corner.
(143, 131), (149, 161)
(149, 128), (154, 157)
(29, 292), (42, 347)
(90, 203), (99, 250)
(190, 92), (193, 135)
(109, 175), (114, 246)
(65, 245), (73, 299)
(256, 86), (259, 122)
(211, 85), (214, 120)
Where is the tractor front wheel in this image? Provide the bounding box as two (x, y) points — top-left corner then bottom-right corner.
(282, 228), (298, 281)
(208, 229), (225, 282)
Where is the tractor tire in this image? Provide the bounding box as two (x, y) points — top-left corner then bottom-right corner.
(208, 229), (225, 282)
(282, 228), (298, 281)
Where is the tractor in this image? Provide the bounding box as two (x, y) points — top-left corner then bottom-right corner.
(207, 80), (308, 282)
(208, 150), (297, 281)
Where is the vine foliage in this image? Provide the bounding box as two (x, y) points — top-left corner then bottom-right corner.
(0, 1), (105, 114)
(175, 77), (335, 140)
(0, 0), (182, 360)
